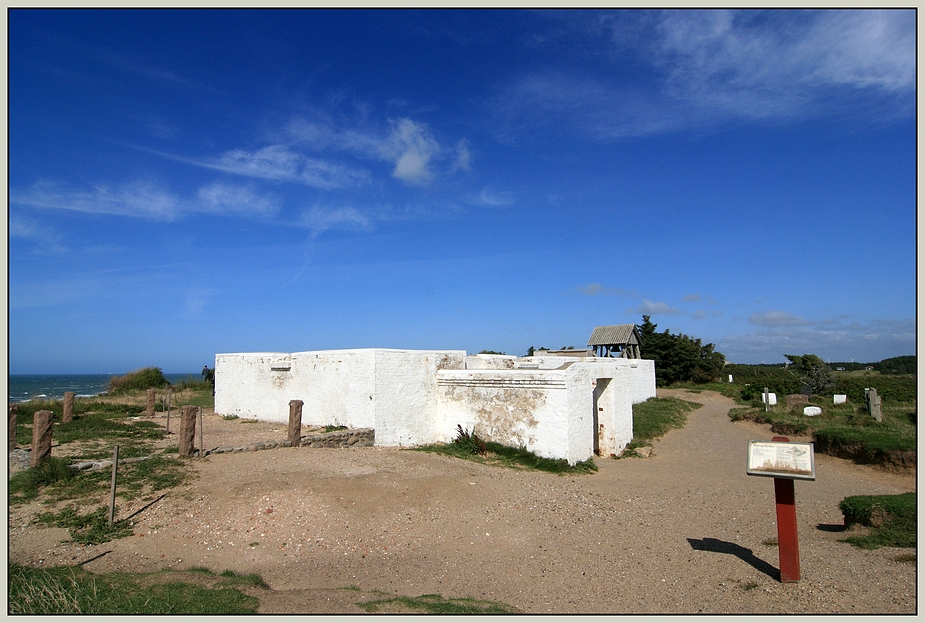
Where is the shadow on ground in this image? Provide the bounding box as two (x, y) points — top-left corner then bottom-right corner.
(687, 537), (779, 581)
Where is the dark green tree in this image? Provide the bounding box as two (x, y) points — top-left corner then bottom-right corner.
(639, 315), (726, 386)
(784, 354), (836, 396)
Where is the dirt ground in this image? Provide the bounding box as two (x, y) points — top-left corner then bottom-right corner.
(7, 389), (917, 614)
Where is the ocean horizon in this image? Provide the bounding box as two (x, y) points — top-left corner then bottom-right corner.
(8, 373), (202, 403)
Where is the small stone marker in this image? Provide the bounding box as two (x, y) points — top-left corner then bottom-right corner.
(803, 406), (822, 417)
(146, 389), (156, 418)
(865, 388), (882, 422)
(786, 394), (809, 409)
(8, 404), (18, 452)
(63, 392), (75, 424)
(31, 410), (55, 467)
(289, 400), (304, 448)
(833, 395), (847, 405)
(762, 389), (777, 408)
(179, 406), (197, 456)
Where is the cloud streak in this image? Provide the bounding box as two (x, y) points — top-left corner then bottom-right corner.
(496, 9), (914, 141)
(718, 317), (914, 363)
(12, 180), (182, 221)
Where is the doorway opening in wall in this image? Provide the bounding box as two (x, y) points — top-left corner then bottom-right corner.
(592, 378), (612, 456)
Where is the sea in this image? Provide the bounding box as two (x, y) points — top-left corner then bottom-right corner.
(7, 373), (202, 404)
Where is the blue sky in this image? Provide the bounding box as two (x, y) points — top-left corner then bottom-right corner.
(8, 8), (917, 374)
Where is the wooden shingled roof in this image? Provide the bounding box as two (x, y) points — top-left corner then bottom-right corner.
(587, 324), (641, 346)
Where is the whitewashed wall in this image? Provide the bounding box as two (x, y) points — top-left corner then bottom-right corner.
(214, 350), (378, 427)
(371, 350), (467, 447)
(437, 369), (571, 459)
(215, 348), (656, 464)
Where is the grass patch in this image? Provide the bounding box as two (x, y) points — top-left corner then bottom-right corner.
(359, 593), (517, 614)
(838, 492), (916, 549)
(618, 396), (701, 457)
(415, 425), (597, 474)
(10, 454), (189, 507)
(8, 563), (260, 614)
(218, 570), (269, 588)
(728, 400), (915, 467)
(9, 457), (80, 503)
(33, 505), (134, 545)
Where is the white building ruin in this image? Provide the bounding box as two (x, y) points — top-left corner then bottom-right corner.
(214, 345), (656, 465)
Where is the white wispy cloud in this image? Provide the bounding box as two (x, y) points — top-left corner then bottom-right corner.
(12, 180), (182, 221)
(288, 113), (470, 185)
(453, 139), (472, 171)
(718, 317), (915, 363)
(475, 187), (515, 207)
(197, 183), (280, 217)
(636, 299), (683, 315)
(652, 9), (914, 117)
(211, 145), (371, 189)
(575, 283), (637, 298)
(380, 118), (441, 185)
(9, 215), (68, 253)
(749, 310), (810, 327)
(497, 9), (914, 141)
(300, 206), (374, 238)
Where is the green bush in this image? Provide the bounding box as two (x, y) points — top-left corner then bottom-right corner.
(833, 375), (916, 403)
(839, 492), (916, 549)
(108, 368), (169, 394)
(451, 424), (486, 455)
(9, 458), (78, 502)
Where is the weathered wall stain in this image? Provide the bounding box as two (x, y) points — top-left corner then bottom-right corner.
(444, 385), (543, 448)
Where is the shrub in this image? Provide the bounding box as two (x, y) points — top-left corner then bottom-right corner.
(108, 368), (169, 394)
(839, 492), (916, 549)
(452, 424), (486, 455)
(9, 458), (78, 502)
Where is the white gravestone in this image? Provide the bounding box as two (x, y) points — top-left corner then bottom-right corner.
(833, 394), (846, 404)
(803, 406), (822, 417)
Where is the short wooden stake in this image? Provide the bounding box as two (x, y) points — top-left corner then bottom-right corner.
(198, 407), (204, 458)
(771, 435), (800, 582)
(866, 388), (882, 422)
(289, 400), (304, 448)
(166, 387), (172, 433)
(8, 404), (18, 452)
(31, 410), (55, 467)
(179, 406), (196, 456)
(63, 392), (75, 423)
(146, 388), (156, 418)
(108, 444), (119, 527)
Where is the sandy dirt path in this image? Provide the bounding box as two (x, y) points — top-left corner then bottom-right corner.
(8, 389), (916, 614)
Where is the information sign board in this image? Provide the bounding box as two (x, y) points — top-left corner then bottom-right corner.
(746, 440), (815, 480)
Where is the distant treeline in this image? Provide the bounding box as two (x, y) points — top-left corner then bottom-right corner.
(725, 356), (916, 403)
(728, 355), (915, 375)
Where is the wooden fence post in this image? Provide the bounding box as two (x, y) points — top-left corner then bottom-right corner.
(866, 388), (882, 422)
(31, 410), (55, 467)
(198, 407), (204, 458)
(63, 392), (75, 424)
(289, 400), (304, 448)
(146, 389), (156, 418)
(179, 406), (197, 456)
(8, 404), (18, 452)
(166, 387), (172, 433)
(108, 444), (120, 526)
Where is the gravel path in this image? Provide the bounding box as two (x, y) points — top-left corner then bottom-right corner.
(8, 389), (916, 614)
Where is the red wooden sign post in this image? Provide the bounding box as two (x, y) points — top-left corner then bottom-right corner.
(746, 435), (815, 584)
(771, 435), (801, 582)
